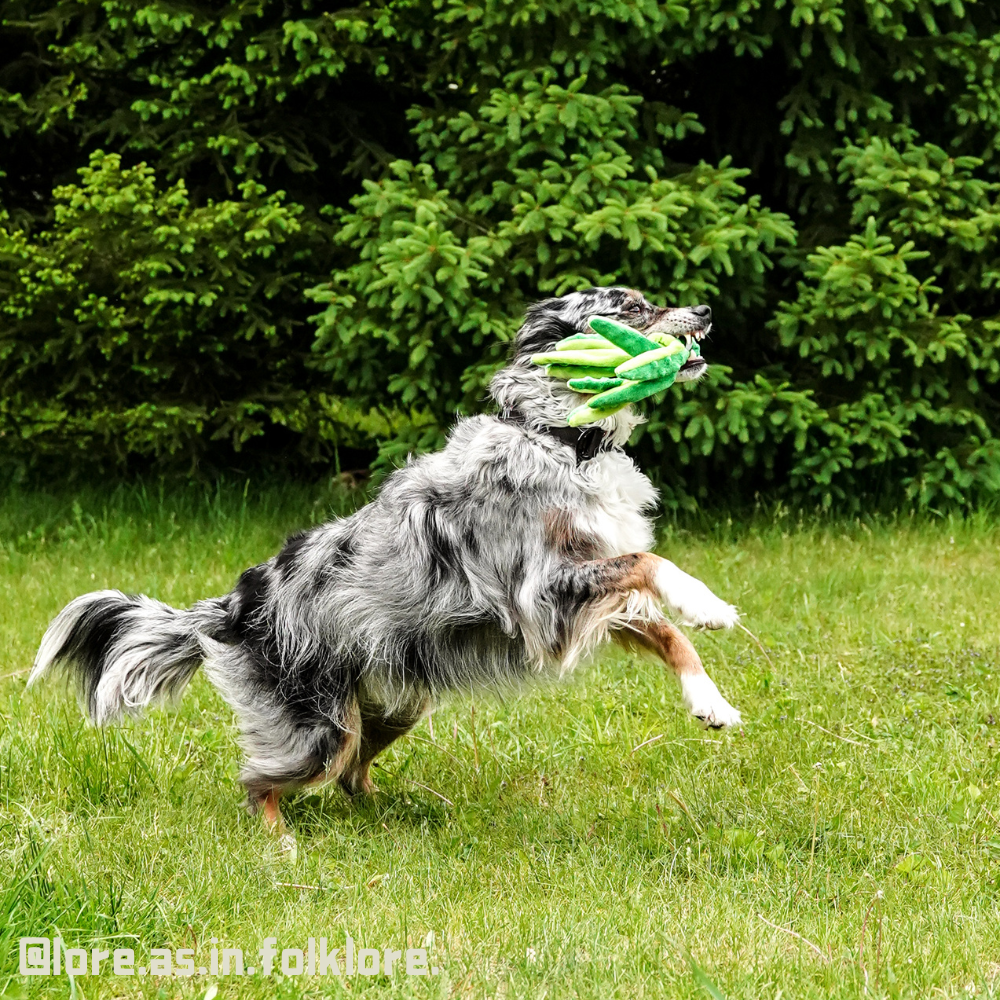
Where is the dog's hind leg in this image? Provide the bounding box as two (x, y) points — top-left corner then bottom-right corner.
(241, 702), (362, 837)
(202, 641), (364, 835)
(617, 620), (741, 729)
(339, 697), (431, 797)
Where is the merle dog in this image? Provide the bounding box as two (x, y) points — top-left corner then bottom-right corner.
(31, 286), (741, 837)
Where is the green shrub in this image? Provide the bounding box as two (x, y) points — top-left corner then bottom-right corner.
(1, 0), (999, 506)
(0, 152), (341, 468)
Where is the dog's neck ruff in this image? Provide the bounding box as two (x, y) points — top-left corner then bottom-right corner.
(498, 407), (612, 463)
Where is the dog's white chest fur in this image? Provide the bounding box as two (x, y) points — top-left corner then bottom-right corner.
(575, 450), (657, 556)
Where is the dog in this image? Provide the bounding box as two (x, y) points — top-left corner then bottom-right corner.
(30, 286), (742, 836)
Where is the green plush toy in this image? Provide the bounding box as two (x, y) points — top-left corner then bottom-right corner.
(530, 316), (701, 426)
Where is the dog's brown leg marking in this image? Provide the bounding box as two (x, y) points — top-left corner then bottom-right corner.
(320, 703), (364, 784)
(616, 619), (705, 679)
(339, 697), (431, 796)
(555, 551), (661, 602)
(260, 788), (287, 834)
(545, 552), (666, 664)
(543, 509), (601, 561)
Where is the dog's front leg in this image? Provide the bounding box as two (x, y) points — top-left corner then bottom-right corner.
(619, 619), (742, 729)
(555, 552), (738, 629)
(651, 557), (739, 630)
(552, 553), (741, 728)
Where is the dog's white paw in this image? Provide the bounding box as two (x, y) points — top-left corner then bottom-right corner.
(684, 595), (740, 631)
(680, 673), (742, 729)
(654, 560), (739, 630)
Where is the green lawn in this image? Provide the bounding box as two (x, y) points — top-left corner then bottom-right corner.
(2, 482), (1000, 999)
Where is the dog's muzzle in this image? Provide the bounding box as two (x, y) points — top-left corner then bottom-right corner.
(644, 305), (712, 382)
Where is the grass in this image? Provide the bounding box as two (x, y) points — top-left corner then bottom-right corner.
(2, 480), (1000, 999)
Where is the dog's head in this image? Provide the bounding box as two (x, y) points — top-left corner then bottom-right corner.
(491, 287), (712, 442)
(516, 287), (712, 383)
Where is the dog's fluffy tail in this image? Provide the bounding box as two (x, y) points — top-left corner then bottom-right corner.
(29, 590), (226, 724)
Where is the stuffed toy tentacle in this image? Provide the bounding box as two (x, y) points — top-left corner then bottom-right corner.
(615, 343), (686, 382)
(530, 348), (630, 368)
(587, 316), (661, 356)
(546, 364), (622, 381)
(567, 402), (628, 427)
(566, 376), (625, 393)
(555, 335), (613, 351)
(585, 371), (678, 410)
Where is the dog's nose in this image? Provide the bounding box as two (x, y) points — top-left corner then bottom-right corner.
(691, 304), (712, 320)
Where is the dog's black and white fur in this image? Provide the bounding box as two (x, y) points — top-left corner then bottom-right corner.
(30, 287), (741, 834)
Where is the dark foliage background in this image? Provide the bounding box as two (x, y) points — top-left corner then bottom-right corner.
(2, 0), (999, 507)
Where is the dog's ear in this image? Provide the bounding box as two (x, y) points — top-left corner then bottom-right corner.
(525, 297), (568, 318)
(514, 309), (579, 359)
(513, 287), (640, 359)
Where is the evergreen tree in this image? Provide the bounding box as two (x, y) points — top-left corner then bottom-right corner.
(1, 0), (998, 507)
